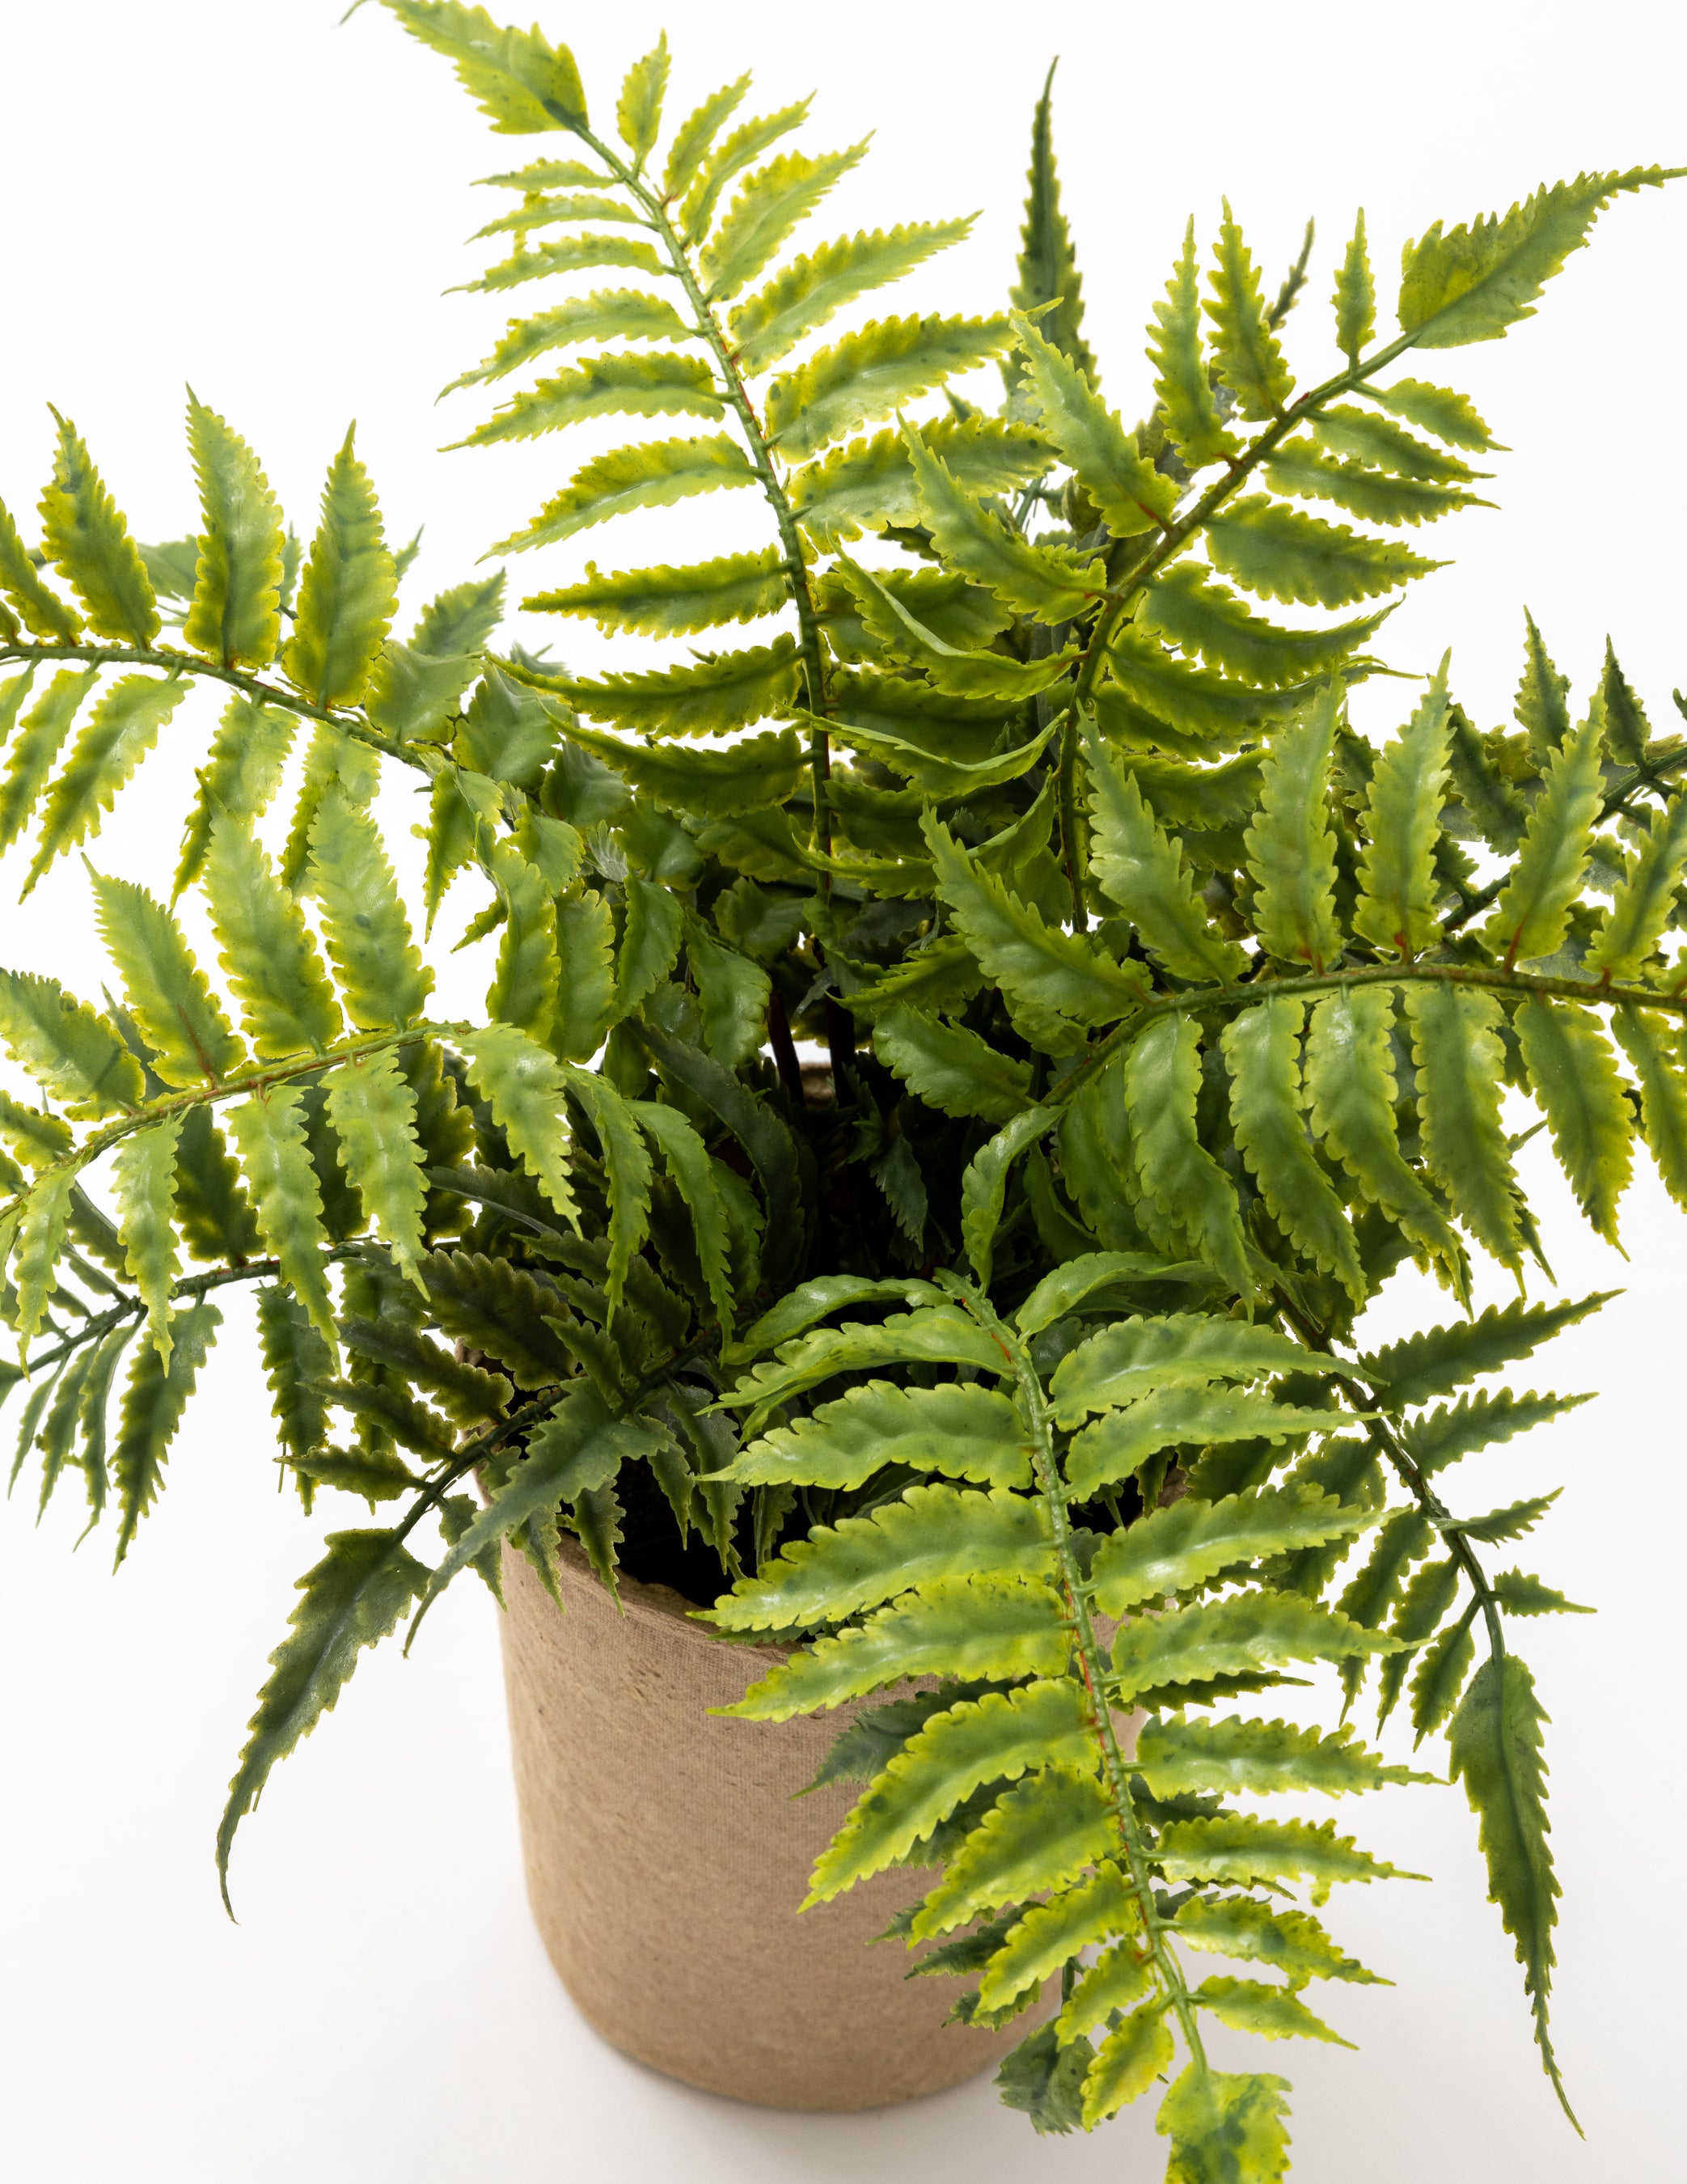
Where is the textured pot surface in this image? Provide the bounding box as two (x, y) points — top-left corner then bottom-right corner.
(498, 1537), (1028, 2111)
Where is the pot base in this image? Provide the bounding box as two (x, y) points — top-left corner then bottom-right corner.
(499, 1540), (1026, 2111)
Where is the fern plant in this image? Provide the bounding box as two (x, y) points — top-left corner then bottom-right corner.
(0, 2), (1682, 2169)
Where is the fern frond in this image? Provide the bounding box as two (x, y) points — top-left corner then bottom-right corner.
(1244, 687), (1343, 970)
(281, 428), (396, 709)
(614, 32), (667, 163)
(173, 696), (295, 898)
(112, 1116), (184, 1364)
(1010, 315), (1175, 534)
(23, 675), (188, 896)
(1514, 999), (1632, 1243)
(1223, 997), (1364, 1297)
(730, 219), (975, 376)
(725, 1574), (1069, 1721)
(541, 637), (800, 740)
(442, 289), (691, 392)
(700, 143), (867, 303)
(1085, 724), (1248, 982)
(1399, 167), (1681, 349)
(1484, 701), (1604, 963)
(182, 392), (285, 669)
(493, 433), (758, 554)
(908, 1767), (1113, 1938)
(455, 1023), (577, 1223)
(200, 816), (340, 1059)
(450, 352), (725, 448)
(308, 789), (432, 1031)
(1333, 210), (1376, 363)
(1585, 791), (1687, 980)
(111, 1299), (219, 1562)
(226, 1086), (337, 1352)
(1089, 1484), (1371, 1611)
(0, 496), (80, 639)
(1367, 377), (1501, 452)
(788, 414), (1051, 542)
(1611, 1004), (1687, 1209)
(1353, 665), (1453, 956)
(1207, 495), (1443, 607)
(1124, 1015), (1252, 1294)
(0, 667), (98, 859)
(384, 2), (588, 133)
(679, 100), (811, 246)
(1208, 203), (1295, 421)
(1406, 984), (1523, 1268)
(765, 315), (1013, 461)
(1051, 1314), (1338, 1426)
(903, 425), (1101, 624)
(1109, 1589), (1401, 1706)
(1148, 218), (1238, 470)
(323, 1051), (429, 1285)
(976, 1863), (1135, 2012)
(1362, 1290), (1612, 1407)
(527, 546), (784, 636)
(90, 870), (243, 1088)
(1139, 564), (1391, 691)
(38, 412), (158, 645)
(723, 1380), (1031, 1493)
(1158, 1811), (1421, 1894)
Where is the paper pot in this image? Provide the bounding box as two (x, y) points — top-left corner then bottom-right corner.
(497, 1536), (1028, 2111)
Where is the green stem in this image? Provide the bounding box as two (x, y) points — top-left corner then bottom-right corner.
(1056, 715), (1087, 931)
(0, 1020), (473, 1229)
(0, 639), (432, 780)
(574, 126), (835, 853)
(965, 1285), (1207, 2072)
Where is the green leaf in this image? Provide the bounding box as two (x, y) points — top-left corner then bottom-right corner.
(1157, 2066), (1293, 2184)
(455, 1023), (577, 1223)
(630, 1098), (732, 1332)
(1367, 378), (1502, 452)
(679, 100), (811, 246)
(1586, 793), (1687, 980)
(1406, 983), (1523, 1268)
(37, 412), (157, 645)
(552, 891), (617, 1061)
(11, 1166), (78, 1352)
(1208, 203), (1295, 420)
(0, 667), (97, 859)
(90, 870), (243, 1088)
(976, 1862), (1134, 2012)
(1064, 1380), (1344, 1502)
(682, 916), (770, 1073)
(1140, 564), (1390, 692)
(765, 315), (1013, 461)
(1304, 985), (1465, 1285)
(173, 696), (296, 898)
(727, 1574), (1068, 1723)
(1245, 685), (1343, 970)
(1483, 703), (1605, 963)
(497, 433), (761, 557)
(701, 143), (867, 303)
(731, 219), (974, 376)
(1361, 1290), (1613, 1408)
(1090, 1484), (1371, 1612)
(1124, 1015), (1252, 1296)
(996, 2021), (1093, 2137)
(924, 815), (1148, 1041)
(1514, 999), (1631, 1243)
(1178, 1894), (1382, 1987)
(417, 1247), (573, 1388)
(614, 877), (683, 1016)
(558, 1066), (651, 1317)
(962, 1105), (1056, 1287)
(548, 636), (800, 740)
(527, 546), (784, 637)
(1080, 2001), (1174, 2128)
(1148, 219), (1237, 469)
(442, 288), (691, 393)
(907, 1765), (1113, 1937)
(203, 816), (340, 1060)
(226, 1085), (337, 1352)
(1611, 1004), (1687, 1210)
(450, 352), (724, 450)
(1263, 449), (1485, 528)
(902, 423), (1100, 623)
(713, 1483), (1051, 1634)
(660, 72), (748, 198)
(384, 1), (587, 132)
(615, 31), (667, 159)
(1223, 997), (1364, 1297)
(1310, 404), (1486, 485)
(112, 1115), (183, 1362)
(1490, 1568), (1593, 1618)
(1100, 632), (1331, 751)
(1009, 314), (1175, 533)
(1354, 664), (1454, 956)
(256, 1284), (332, 1463)
(362, 639), (479, 745)
(1158, 1811), (1420, 1896)
(216, 1524), (428, 1907)
(1448, 1651), (1572, 2114)
(181, 392), (284, 668)
(23, 674), (188, 896)
(1334, 210), (1376, 362)
(281, 428), (396, 708)
(323, 1050), (428, 1283)
(1086, 722), (1248, 982)
(1110, 1590), (1400, 1707)
(836, 559), (1072, 700)
(1398, 167), (1681, 349)
(1207, 495), (1442, 607)
(1051, 1313), (1339, 1426)
(1059, 1942), (1156, 2042)
(308, 788), (432, 1031)
(0, 496), (79, 639)
(1007, 63), (1096, 386)
(112, 1300), (218, 1564)
(1143, 1714), (1423, 1801)
(721, 1303), (1005, 1433)
(1194, 1976), (1352, 2046)
(789, 414), (1051, 543)
(873, 1004), (1030, 1125)
(721, 1379), (1032, 1492)
(480, 838), (556, 1042)
(1409, 1597), (1478, 1740)
(0, 967), (143, 1117)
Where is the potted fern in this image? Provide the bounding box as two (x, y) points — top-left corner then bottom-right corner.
(2, 0), (1682, 2164)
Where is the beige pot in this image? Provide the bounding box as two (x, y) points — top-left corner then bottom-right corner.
(497, 1536), (1029, 2111)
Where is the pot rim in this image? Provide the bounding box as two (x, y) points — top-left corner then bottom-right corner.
(539, 1530), (793, 1662)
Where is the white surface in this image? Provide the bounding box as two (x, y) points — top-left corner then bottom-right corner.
(1, 2), (1685, 2178)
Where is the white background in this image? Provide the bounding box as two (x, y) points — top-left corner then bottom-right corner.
(1, 2), (1684, 2178)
